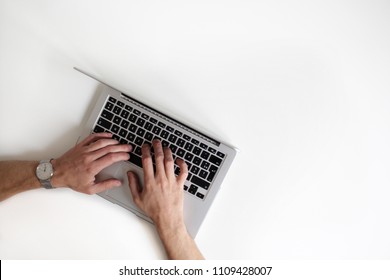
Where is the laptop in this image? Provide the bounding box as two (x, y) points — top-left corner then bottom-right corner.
(76, 67), (238, 237)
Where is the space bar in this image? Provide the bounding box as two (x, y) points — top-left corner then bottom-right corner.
(128, 153), (143, 168)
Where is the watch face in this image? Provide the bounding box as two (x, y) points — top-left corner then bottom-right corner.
(36, 162), (53, 180)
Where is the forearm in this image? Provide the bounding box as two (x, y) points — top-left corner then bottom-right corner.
(0, 161), (41, 202)
(157, 224), (204, 260)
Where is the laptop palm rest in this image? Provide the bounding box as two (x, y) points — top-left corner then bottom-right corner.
(97, 162), (151, 222)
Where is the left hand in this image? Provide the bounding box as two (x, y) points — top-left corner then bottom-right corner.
(51, 133), (132, 194)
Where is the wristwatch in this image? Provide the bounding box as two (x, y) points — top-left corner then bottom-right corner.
(36, 159), (55, 189)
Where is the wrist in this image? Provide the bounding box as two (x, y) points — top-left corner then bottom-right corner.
(50, 159), (66, 188)
(156, 219), (188, 241)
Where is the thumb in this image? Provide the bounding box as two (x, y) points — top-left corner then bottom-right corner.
(92, 178), (122, 194)
(127, 171), (142, 207)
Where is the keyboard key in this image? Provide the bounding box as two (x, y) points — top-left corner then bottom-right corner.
(207, 164), (218, 182)
(167, 126), (174, 132)
(174, 166), (181, 176)
(191, 138), (200, 145)
(184, 152), (194, 162)
(108, 97), (117, 103)
(209, 155), (222, 166)
(200, 150), (210, 160)
(120, 110), (129, 119)
(119, 129), (127, 138)
(150, 117), (158, 124)
(191, 175), (210, 190)
(160, 130), (169, 139)
(217, 151), (226, 158)
(168, 134), (178, 143)
(193, 147), (202, 155)
(145, 132), (153, 141)
(129, 114), (137, 123)
(201, 161), (210, 170)
(200, 143), (208, 149)
(177, 148), (185, 157)
(199, 170), (208, 179)
(129, 124), (137, 133)
(136, 118), (145, 127)
(133, 109), (141, 116)
(184, 142), (194, 152)
(176, 138), (185, 147)
(196, 192), (204, 199)
(117, 101), (125, 107)
(192, 156), (202, 166)
(93, 125), (105, 133)
(141, 113), (149, 120)
(174, 130), (183, 137)
(190, 166), (200, 175)
(101, 110), (114, 121)
(183, 134), (191, 141)
(129, 153), (142, 168)
(208, 147), (217, 154)
(162, 140), (169, 147)
(97, 118), (111, 130)
(185, 161), (192, 171)
(111, 125), (119, 134)
(121, 119), (129, 129)
(152, 126), (161, 135)
(113, 106), (121, 115)
(188, 185), (198, 195)
(105, 102), (114, 111)
(136, 128), (145, 137)
(170, 144), (178, 154)
(134, 146), (142, 156)
(125, 105), (133, 111)
(158, 121), (166, 128)
(127, 133), (136, 142)
(144, 122), (153, 131)
(135, 137), (143, 146)
(113, 116), (122, 125)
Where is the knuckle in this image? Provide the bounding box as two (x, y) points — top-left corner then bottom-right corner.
(105, 153), (117, 162)
(83, 187), (95, 195)
(154, 151), (164, 161)
(164, 156), (174, 164)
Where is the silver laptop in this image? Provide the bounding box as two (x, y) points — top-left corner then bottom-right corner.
(76, 67), (238, 237)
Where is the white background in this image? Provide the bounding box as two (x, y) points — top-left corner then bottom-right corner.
(0, 0), (389, 259)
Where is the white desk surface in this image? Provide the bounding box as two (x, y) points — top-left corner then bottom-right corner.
(1, 0), (389, 259)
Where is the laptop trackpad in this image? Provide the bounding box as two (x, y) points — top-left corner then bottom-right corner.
(103, 163), (145, 209)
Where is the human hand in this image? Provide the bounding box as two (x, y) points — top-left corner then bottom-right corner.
(127, 139), (188, 233)
(51, 133), (132, 194)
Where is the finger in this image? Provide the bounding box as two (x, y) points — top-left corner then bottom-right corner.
(176, 158), (188, 186)
(92, 152), (130, 174)
(163, 146), (175, 180)
(89, 143), (132, 161)
(79, 133), (112, 147)
(153, 139), (165, 176)
(90, 178), (122, 194)
(127, 171), (142, 208)
(141, 143), (154, 182)
(85, 138), (122, 153)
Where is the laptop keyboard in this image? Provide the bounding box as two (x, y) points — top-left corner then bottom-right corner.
(93, 96), (226, 200)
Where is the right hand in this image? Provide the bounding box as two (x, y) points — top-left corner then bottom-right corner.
(127, 139), (188, 232)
